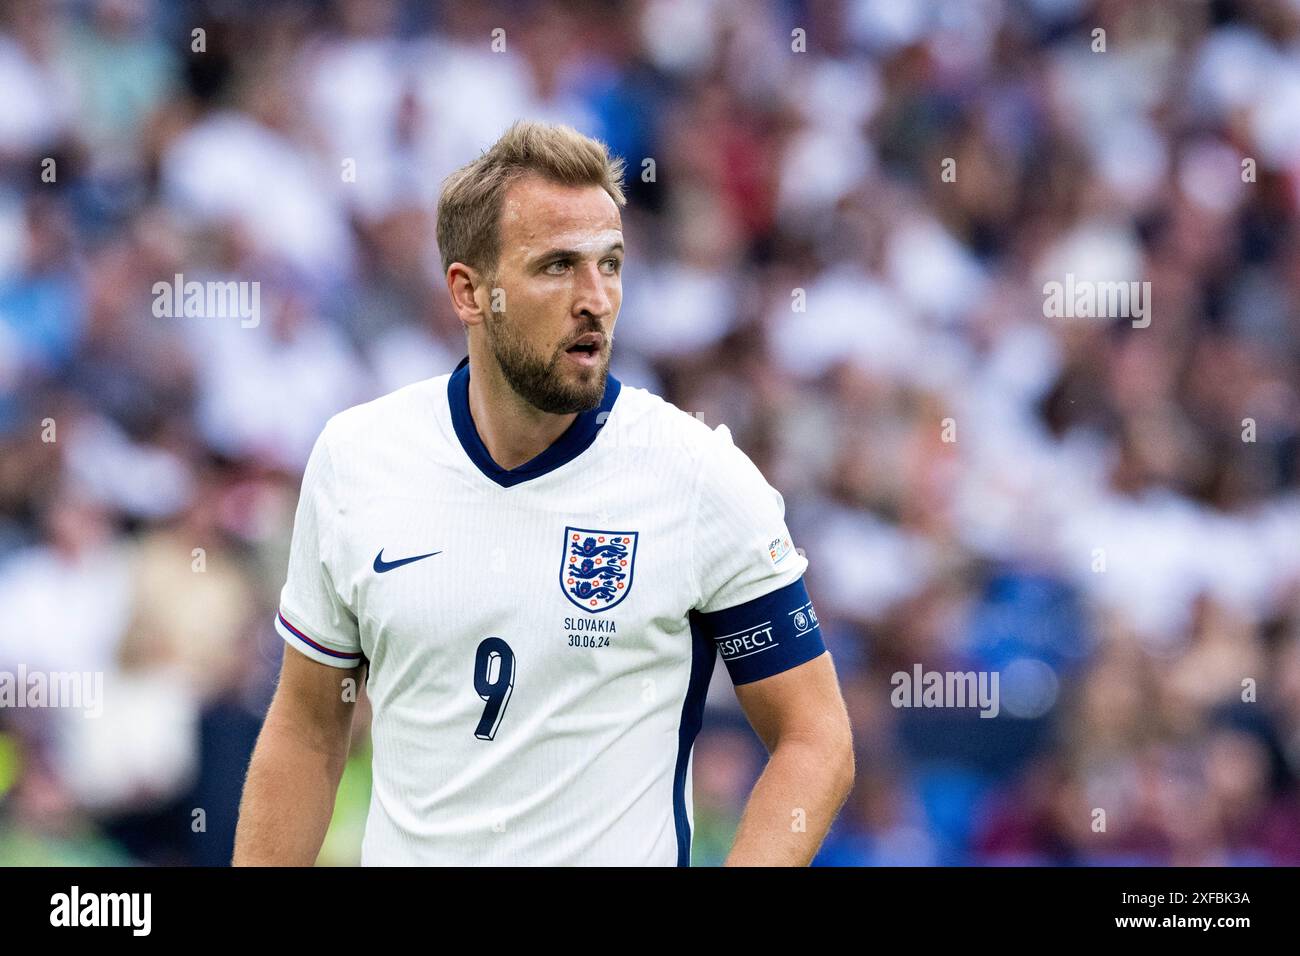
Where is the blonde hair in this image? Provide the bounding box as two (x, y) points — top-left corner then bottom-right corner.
(436, 120), (627, 277)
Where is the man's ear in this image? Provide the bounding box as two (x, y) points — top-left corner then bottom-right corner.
(446, 263), (489, 328)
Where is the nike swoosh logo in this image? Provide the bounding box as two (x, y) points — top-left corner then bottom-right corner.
(373, 549), (442, 573)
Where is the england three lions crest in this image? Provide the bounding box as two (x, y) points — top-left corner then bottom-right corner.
(561, 527), (638, 612)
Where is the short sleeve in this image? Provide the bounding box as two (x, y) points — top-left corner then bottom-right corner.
(690, 426), (825, 684)
(692, 425), (807, 612)
(274, 427), (363, 668)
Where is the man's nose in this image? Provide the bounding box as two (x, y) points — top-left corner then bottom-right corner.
(572, 262), (614, 319)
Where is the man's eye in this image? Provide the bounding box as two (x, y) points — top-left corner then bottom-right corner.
(544, 261), (568, 275)
(602, 258), (622, 273)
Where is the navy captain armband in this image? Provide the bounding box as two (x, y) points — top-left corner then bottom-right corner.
(692, 577), (826, 685)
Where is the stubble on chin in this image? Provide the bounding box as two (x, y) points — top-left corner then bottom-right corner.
(485, 308), (608, 415)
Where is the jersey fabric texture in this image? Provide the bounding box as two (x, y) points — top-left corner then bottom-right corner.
(275, 356), (826, 865)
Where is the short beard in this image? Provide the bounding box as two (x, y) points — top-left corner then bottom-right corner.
(483, 300), (609, 415)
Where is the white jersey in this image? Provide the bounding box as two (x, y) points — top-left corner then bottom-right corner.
(275, 356), (825, 865)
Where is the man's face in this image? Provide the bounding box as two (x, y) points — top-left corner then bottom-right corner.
(481, 173), (623, 415)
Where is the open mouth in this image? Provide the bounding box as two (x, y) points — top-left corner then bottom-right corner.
(564, 332), (604, 363)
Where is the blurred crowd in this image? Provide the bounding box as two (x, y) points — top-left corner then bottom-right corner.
(1, 0), (1298, 866)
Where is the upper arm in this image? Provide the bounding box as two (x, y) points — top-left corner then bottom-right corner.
(265, 424), (364, 763)
(689, 425), (828, 683)
(734, 651), (853, 761)
(691, 424), (808, 615)
(264, 642), (358, 762)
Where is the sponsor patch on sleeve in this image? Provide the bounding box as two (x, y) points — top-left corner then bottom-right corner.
(768, 534), (794, 567)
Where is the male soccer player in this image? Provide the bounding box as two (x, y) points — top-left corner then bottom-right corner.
(233, 121), (854, 866)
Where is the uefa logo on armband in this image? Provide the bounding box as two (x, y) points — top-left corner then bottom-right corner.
(561, 527), (639, 612)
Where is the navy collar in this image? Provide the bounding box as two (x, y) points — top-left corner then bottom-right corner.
(448, 355), (621, 488)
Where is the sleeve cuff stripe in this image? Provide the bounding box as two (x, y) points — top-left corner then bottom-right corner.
(276, 611), (363, 660)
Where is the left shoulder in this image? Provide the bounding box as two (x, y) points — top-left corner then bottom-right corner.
(604, 381), (720, 464)
(607, 382), (785, 521)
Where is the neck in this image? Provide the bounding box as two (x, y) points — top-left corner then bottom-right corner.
(465, 346), (579, 471)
